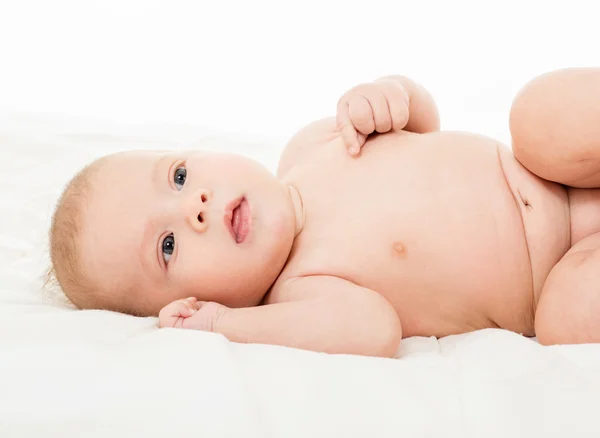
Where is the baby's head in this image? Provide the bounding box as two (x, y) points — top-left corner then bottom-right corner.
(49, 150), (296, 316)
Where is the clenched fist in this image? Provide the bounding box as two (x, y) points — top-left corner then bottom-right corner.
(336, 78), (410, 155)
(158, 297), (228, 332)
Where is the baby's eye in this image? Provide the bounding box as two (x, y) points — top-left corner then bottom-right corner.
(162, 233), (175, 264)
(173, 166), (187, 191)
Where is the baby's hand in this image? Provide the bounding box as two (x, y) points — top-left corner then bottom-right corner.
(158, 297), (200, 329)
(158, 297), (228, 332)
(336, 78), (410, 155)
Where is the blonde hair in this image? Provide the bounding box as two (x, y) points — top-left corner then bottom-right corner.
(46, 158), (105, 310)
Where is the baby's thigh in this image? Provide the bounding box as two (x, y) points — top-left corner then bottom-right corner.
(535, 231), (600, 345)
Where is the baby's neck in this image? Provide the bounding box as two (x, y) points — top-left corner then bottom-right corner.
(288, 185), (305, 238)
(257, 185), (304, 306)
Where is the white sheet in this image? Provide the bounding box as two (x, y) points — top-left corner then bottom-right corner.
(2, 113), (600, 438)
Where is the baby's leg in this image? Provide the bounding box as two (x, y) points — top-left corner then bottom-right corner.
(510, 68), (600, 188)
(535, 232), (600, 344)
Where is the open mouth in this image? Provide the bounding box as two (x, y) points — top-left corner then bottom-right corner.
(225, 196), (251, 243)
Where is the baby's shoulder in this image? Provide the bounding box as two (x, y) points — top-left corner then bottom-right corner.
(277, 117), (339, 177)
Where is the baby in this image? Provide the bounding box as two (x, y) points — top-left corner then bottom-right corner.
(49, 68), (600, 357)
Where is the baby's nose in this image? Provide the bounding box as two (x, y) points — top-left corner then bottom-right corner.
(183, 188), (212, 232)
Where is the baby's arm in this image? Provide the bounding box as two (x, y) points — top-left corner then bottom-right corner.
(510, 68), (600, 188)
(277, 75), (439, 174)
(336, 75), (440, 153)
(362, 75), (441, 133)
(159, 276), (402, 357)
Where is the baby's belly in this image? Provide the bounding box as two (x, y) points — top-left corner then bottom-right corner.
(282, 131), (571, 338)
(495, 146), (571, 310)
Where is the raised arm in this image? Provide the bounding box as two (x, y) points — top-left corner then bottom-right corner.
(374, 75), (440, 134)
(277, 75), (440, 175)
(160, 276), (402, 357)
(510, 68), (600, 188)
(336, 74), (440, 154)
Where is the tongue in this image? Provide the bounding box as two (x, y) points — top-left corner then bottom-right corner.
(232, 205), (241, 237)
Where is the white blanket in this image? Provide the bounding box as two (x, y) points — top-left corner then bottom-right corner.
(2, 113), (600, 438)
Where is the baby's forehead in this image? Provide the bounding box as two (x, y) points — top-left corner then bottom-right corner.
(102, 149), (171, 164)
(99, 147), (212, 164)
(91, 150), (170, 179)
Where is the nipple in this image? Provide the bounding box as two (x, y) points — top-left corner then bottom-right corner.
(392, 241), (406, 257)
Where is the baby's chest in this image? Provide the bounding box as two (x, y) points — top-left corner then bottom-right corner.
(277, 131), (528, 294)
(278, 138), (441, 290)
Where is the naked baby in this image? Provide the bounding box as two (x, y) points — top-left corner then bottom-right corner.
(49, 68), (600, 357)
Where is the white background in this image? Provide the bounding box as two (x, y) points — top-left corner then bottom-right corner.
(0, 0), (598, 146)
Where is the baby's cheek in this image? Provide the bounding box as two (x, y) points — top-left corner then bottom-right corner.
(176, 263), (223, 301)
(149, 283), (188, 313)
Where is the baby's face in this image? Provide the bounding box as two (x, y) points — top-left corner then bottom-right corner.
(81, 150), (295, 315)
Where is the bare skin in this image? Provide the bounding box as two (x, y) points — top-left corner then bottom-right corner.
(83, 69), (600, 357)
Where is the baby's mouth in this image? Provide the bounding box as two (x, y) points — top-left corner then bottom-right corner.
(225, 196), (251, 243)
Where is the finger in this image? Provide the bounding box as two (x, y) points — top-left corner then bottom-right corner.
(164, 301), (195, 318)
(168, 316), (186, 329)
(378, 80), (409, 131)
(336, 100), (361, 154)
(158, 313), (179, 329)
(180, 302), (197, 316)
(158, 305), (173, 322)
(184, 297), (200, 311)
(361, 88), (392, 133)
(348, 95), (375, 135)
(356, 132), (368, 150)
